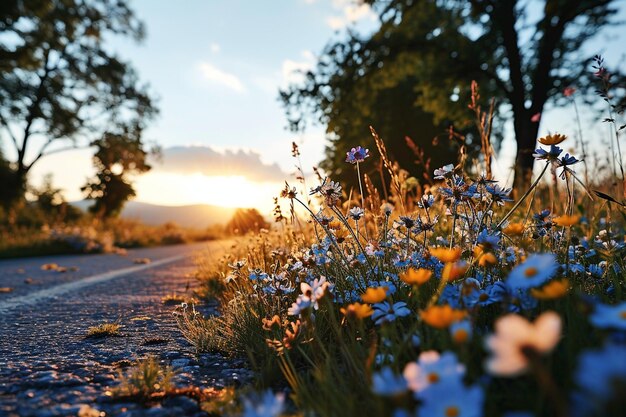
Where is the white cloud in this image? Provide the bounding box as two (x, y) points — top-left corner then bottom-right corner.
(326, 0), (376, 30)
(152, 146), (287, 182)
(198, 62), (245, 93)
(209, 42), (221, 53)
(281, 50), (316, 87)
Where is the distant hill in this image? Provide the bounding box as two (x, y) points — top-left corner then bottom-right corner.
(71, 200), (235, 228)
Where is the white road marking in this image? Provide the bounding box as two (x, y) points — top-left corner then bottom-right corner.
(0, 254), (187, 315)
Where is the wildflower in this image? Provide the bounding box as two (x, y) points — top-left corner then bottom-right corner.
(403, 351), (465, 393)
(300, 276), (330, 309)
(348, 206), (364, 221)
(433, 164), (455, 179)
(361, 286), (387, 303)
(320, 180), (342, 206)
(287, 296), (311, 316)
(530, 279), (570, 300)
(345, 146), (370, 164)
(485, 311), (561, 376)
(282, 320), (301, 349)
(242, 390), (285, 417)
(450, 320), (473, 344)
(474, 246), (497, 266)
(442, 261), (469, 282)
(573, 343), (626, 413)
(419, 382), (484, 417)
(557, 153), (580, 179)
(430, 247), (462, 263)
(486, 184), (513, 205)
(372, 301), (411, 325)
(506, 253), (558, 290)
(538, 133), (567, 145)
(503, 223), (524, 236)
(381, 202), (394, 216)
(420, 305), (466, 329)
(418, 194), (435, 209)
(371, 367), (408, 396)
(532, 145), (562, 162)
(589, 301), (626, 330)
(563, 87), (576, 97)
(340, 302), (373, 319)
(397, 215), (416, 229)
(280, 182), (297, 199)
(400, 268), (432, 286)
(262, 315), (282, 331)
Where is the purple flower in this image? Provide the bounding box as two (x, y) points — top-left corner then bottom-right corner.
(346, 146), (370, 164)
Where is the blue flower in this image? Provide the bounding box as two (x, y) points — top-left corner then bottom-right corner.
(403, 351), (465, 395)
(589, 302), (626, 330)
(419, 381), (484, 417)
(486, 184), (513, 205)
(450, 320), (473, 343)
(372, 301), (411, 325)
(345, 146), (370, 164)
(533, 145), (562, 161)
(372, 367), (408, 396)
(506, 253), (558, 290)
(242, 390), (285, 417)
(572, 343), (626, 417)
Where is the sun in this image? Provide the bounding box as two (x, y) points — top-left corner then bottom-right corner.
(135, 172), (279, 211)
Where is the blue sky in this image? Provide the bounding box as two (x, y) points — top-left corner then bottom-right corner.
(29, 0), (626, 212)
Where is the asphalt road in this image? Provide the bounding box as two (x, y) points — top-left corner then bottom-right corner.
(0, 239), (249, 417)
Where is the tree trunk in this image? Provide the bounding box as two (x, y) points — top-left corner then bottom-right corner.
(512, 114), (539, 193)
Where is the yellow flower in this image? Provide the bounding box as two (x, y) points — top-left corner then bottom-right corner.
(400, 268), (433, 286)
(473, 246), (497, 267)
(361, 287), (387, 304)
(553, 214), (580, 227)
(538, 133), (567, 145)
(420, 305), (467, 329)
(442, 261), (469, 282)
(340, 302), (374, 319)
(503, 223), (525, 236)
(429, 247), (462, 263)
(530, 279), (570, 300)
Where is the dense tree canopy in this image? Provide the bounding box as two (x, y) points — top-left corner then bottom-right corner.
(0, 0), (157, 208)
(282, 0), (623, 190)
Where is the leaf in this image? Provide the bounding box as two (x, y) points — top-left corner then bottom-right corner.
(593, 190), (625, 206)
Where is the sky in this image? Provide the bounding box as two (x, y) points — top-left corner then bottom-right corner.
(25, 0), (626, 214)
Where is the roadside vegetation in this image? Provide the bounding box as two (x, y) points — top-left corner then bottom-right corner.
(177, 76), (626, 417)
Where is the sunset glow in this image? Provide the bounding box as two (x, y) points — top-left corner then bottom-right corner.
(134, 172), (280, 212)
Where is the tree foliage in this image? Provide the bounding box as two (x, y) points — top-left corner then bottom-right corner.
(281, 0), (622, 189)
(226, 208), (270, 235)
(82, 131), (155, 218)
(0, 0), (157, 207)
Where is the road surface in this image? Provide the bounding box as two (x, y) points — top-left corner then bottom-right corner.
(0, 240), (251, 417)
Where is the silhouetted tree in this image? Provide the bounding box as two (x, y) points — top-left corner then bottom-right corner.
(282, 0), (622, 189)
(82, 131), (156, 218)
(0, 0), (157, 207)
(226, 208), (270, 235)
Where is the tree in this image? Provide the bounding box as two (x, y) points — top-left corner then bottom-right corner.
(226, 208), (270, 235)
(282, 0), (622, 189)
(0, 0), (157, 207)
(82, 130), (156, 218)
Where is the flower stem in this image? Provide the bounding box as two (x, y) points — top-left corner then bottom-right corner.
(497, 162), (550, 229)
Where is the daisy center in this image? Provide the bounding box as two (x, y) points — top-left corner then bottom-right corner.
(445, 406), (460, 417)
(453, 329), (469, 343)
(427, 372), (440, 383)
(620, 311), (626, 319)
(524, 267), (538, 278)
(479, 293), (489, 302)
